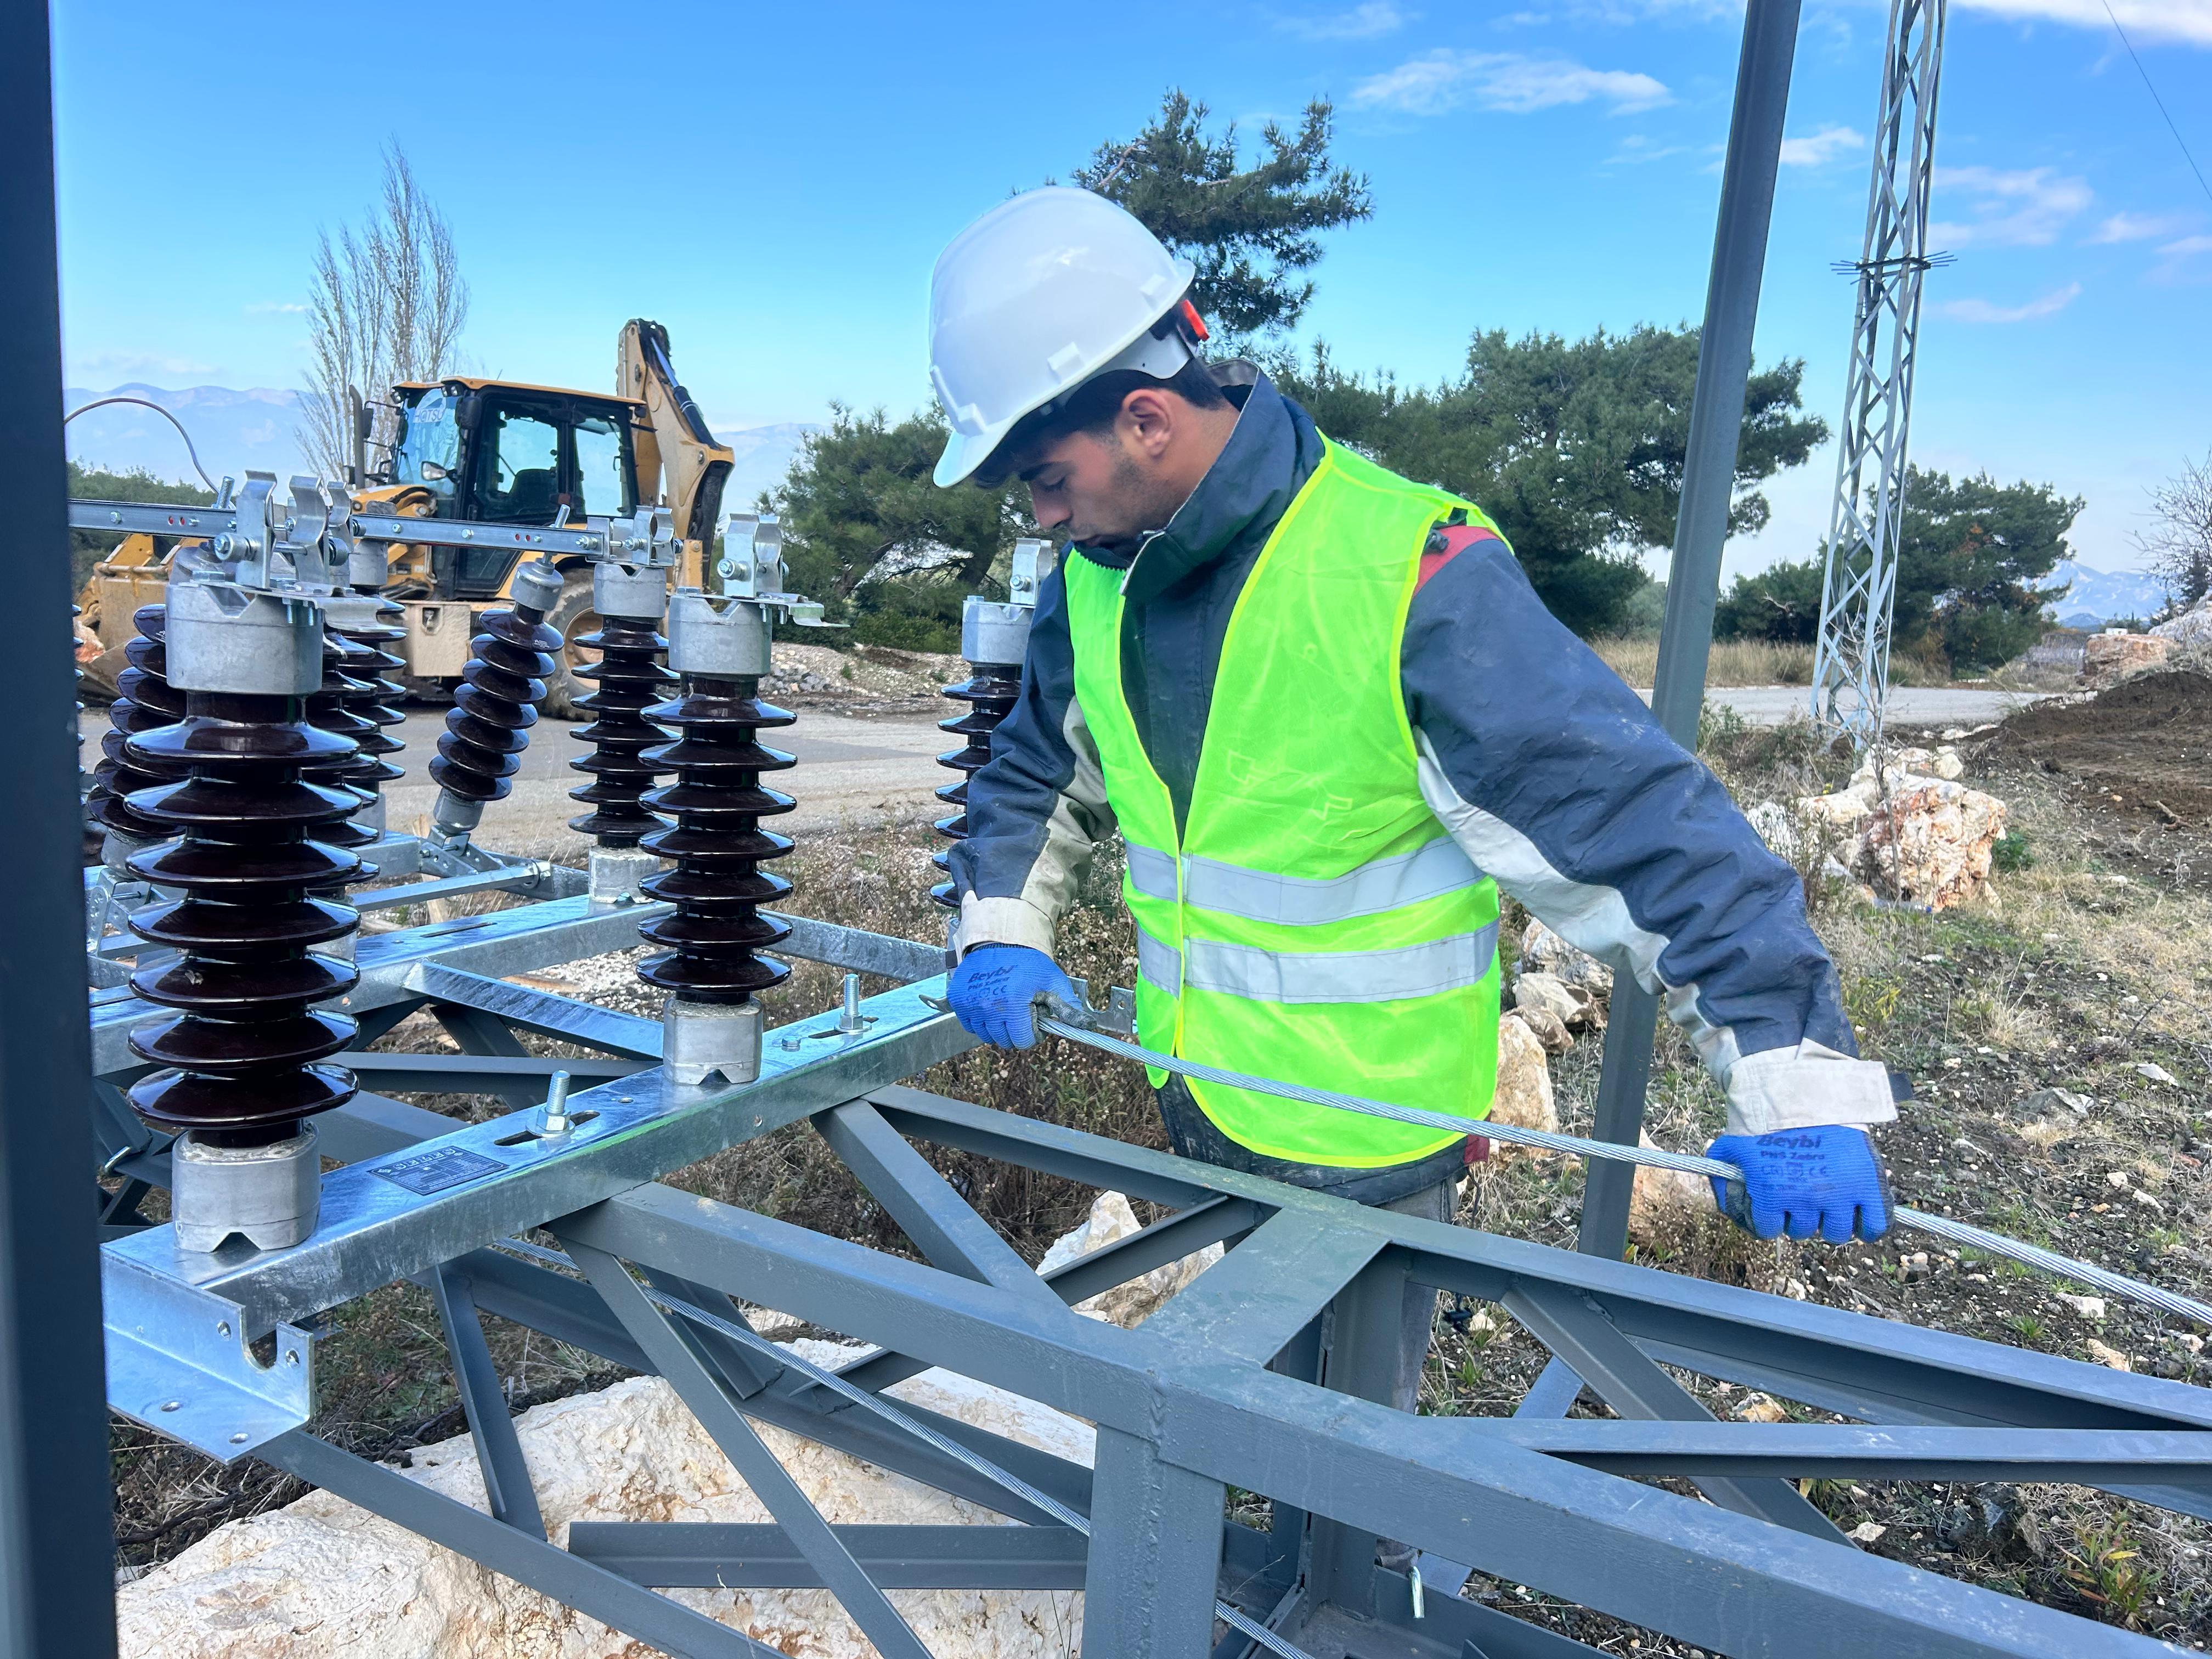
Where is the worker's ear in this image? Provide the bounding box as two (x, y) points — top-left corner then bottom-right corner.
(1115, 386), (1180, 462)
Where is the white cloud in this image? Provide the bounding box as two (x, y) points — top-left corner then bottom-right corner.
(1280, 2), (1415, 40)
(1779, 124), (1865, 167)
(244, 300), (309, 315)
(2152, 232), (2212, 279)
(1932, 281), (2083, 323)
(1929, 165), (2093, 247)
(1953, 0), (2212, 46)
(1607, 132), (1705, 166)
(1353, 49), (1671, 116)
(2090, 210), (2199, 243)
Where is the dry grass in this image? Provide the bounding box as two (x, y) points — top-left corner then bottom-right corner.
(1587, 636), (1955, 691)
(1588, 635), (1811, 689)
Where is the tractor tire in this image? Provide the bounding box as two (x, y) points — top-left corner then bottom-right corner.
(539, 569), (600, 720)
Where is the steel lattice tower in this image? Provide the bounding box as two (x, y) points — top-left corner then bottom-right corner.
(1811, 0), (1948, 746)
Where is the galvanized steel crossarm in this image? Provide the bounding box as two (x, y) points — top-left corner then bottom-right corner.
(100, 979), (972, 1338)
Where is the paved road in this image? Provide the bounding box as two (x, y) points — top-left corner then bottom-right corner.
(82, 704), (957, 856)
(80, 684), (2046, 856)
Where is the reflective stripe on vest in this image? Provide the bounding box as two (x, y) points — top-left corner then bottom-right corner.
(1124, 836), (1483, 926)
(1137, 921), (1499, 1003)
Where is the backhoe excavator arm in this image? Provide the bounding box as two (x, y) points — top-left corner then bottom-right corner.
(617, 320), (734, 563)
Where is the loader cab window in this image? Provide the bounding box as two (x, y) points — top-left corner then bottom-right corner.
(473, 405), (562, 526)
(573, 414), (634, 518)
(392, 391), (462, 506)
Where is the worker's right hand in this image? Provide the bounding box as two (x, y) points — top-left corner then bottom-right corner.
(947, 945), (1075, 1051)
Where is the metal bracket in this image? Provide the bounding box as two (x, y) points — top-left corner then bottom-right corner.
(716, 511), (834, 626)
(1058, 978), (1137, 1039)
(101, 1254), (314, 1463)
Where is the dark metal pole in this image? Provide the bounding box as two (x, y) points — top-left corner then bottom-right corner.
(1577, 0), (1803, 1260)
(0, 0), (121, 1651)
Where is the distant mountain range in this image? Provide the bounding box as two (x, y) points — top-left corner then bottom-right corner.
(2036, 559), (2169, 630)
(63, 383), (817, 509)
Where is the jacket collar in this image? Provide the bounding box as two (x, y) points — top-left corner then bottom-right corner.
(1071, 368), (1323, 602)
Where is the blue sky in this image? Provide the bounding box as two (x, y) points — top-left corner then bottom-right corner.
(51, 0), (2212, 577)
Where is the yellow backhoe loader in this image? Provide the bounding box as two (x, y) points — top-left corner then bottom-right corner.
(74, 319), (732, 715)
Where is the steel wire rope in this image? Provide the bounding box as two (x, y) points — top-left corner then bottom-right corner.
(2098, 0), (2212, 213)
(62, 396), (221, 492)
(1034, 1015), (2212, 1331)
(489, 1235), (1318, 1659)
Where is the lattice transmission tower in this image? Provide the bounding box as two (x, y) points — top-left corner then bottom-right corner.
(1811, 0), (1949, 747)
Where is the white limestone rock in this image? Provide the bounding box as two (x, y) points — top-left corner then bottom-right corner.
(1035, 1190), (1223, 1328)
(117, 1363), (1095, 1659)
(1486, 1013), (1559, 1156)
(1517, 919), (1613, 997)
(1511, 971), (1601, 1032)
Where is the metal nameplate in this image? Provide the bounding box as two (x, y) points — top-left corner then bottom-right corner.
(371, 1146), (508, 1195)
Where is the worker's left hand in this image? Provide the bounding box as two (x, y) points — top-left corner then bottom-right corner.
(1705, 1125), (1893, 1243)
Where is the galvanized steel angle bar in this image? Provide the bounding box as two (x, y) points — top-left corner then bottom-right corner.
(385, 1243), (1094, 1528)
(1499, 1280), (1845, 1542)
(828, 1191), (1265, 1400)
(816, 1099), (1067, 1312)
(866, 1083), (1264, 1211)
(101, 1255), (315, 1464)
(405, 961), (665, 1058)
(567, 1520), (1090, 1588)
(347, 1054), (646, 1093)
(424, 1262), (545, 1536)
(430, 1000), (544, 1110)
(1084, 1425), (1229, 1657)
(558, 1231), (938, 1659)
(1444, 1418), (2212, 1486)
(1138, 1210), (1380, 1367)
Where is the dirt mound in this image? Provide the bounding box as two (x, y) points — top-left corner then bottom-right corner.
(1993, 667), (2212, 824)
(764, 641), (962, 713)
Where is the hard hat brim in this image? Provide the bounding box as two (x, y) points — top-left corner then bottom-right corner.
(933, 419), (1022, 489)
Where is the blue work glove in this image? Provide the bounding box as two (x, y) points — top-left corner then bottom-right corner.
(947, 944), (1076, 1051)
(1705, 1125), (1893, 1244)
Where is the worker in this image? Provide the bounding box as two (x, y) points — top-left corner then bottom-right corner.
(928, 187), (1895, 1414)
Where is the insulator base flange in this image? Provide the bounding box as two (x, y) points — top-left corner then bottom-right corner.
(169, 1123), (323, 1254)
(661, 996), (763, 1087)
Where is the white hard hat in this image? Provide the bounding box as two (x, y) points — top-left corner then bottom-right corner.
(929, 187), (1198, 488)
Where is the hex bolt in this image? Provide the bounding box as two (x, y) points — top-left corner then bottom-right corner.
(536, 1070), (574, 1139)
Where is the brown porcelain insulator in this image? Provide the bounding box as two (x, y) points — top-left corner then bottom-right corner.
(428, 585), (562, 809)
(635, 677), (796, 1006)
(567, 612), (675, 845)
(929, 659), (1021, 911)
(122, 689), (363, 1144)
(304, 629), (381, 866)
(92, 603), (189, 845)
(331, 590), (408, 799)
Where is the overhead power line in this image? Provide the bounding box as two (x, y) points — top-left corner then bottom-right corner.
(2100, 0), (2212, 212)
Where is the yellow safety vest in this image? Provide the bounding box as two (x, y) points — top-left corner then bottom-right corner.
(1062, 441), (1503, 1167)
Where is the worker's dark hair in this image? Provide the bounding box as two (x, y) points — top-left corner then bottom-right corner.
(975, 354), (1227, 487)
